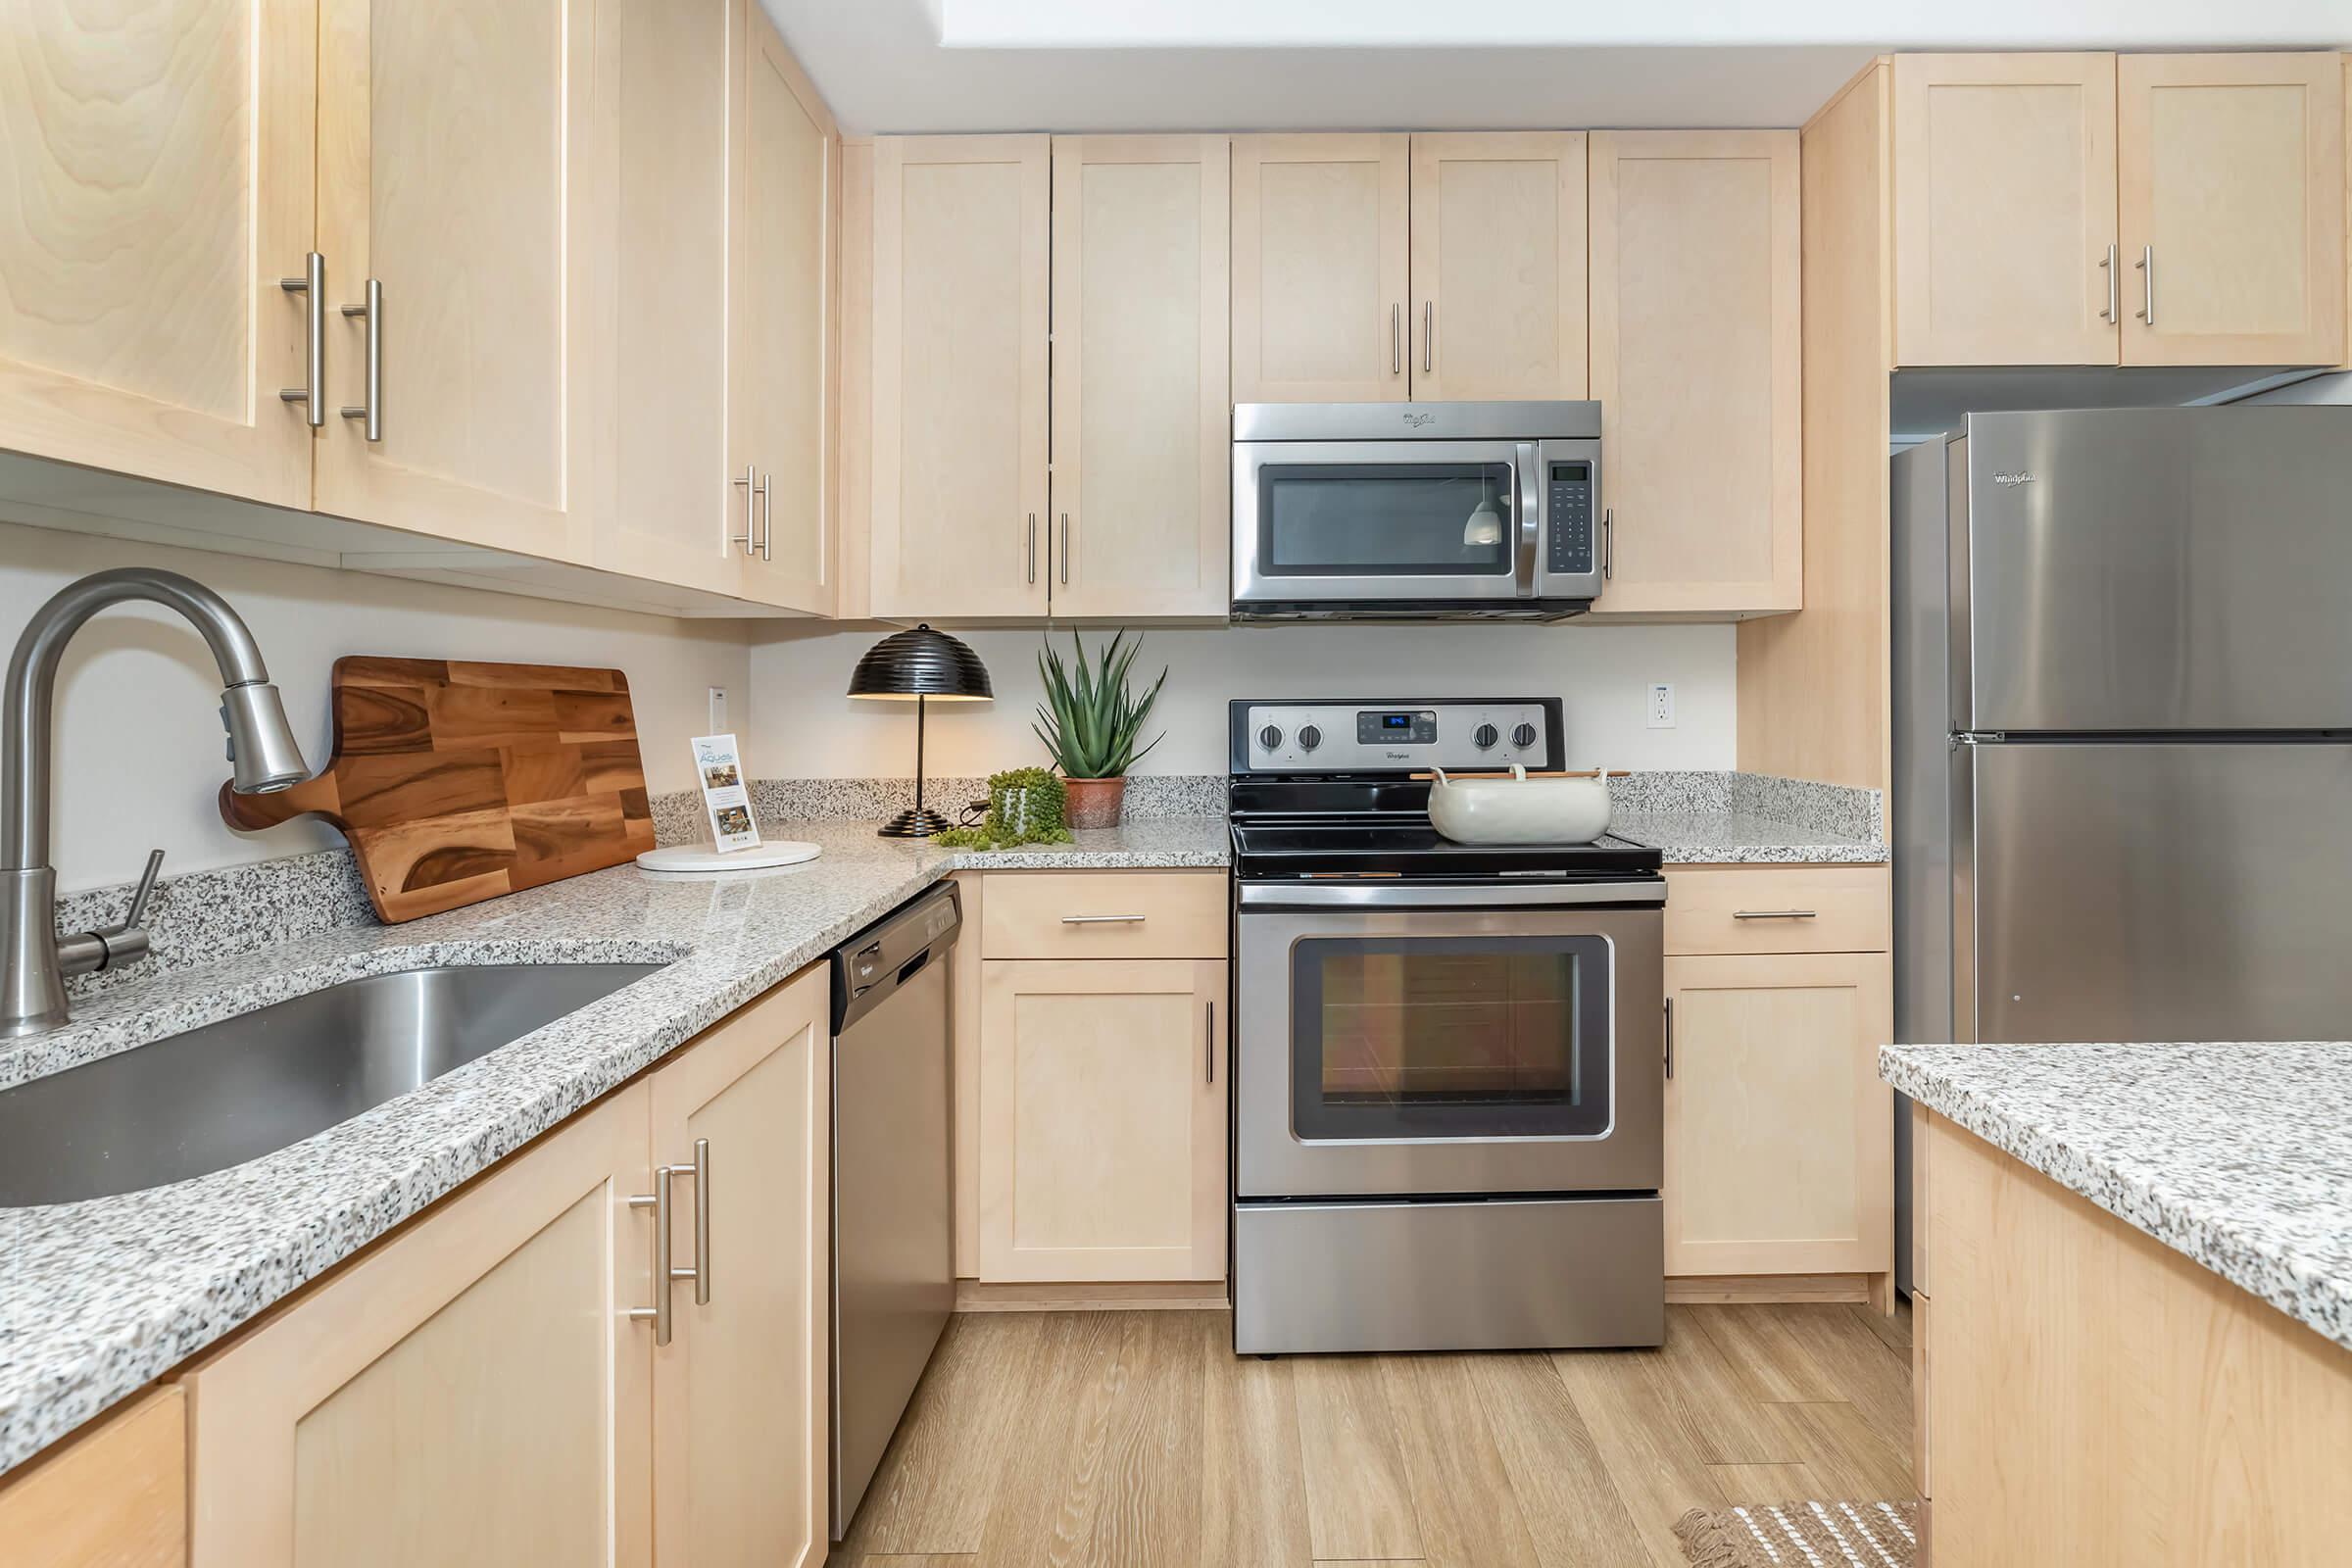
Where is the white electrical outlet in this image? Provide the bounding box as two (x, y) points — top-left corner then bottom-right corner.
(1646, 682), (1676, 729)
(708, 687), (728, 732)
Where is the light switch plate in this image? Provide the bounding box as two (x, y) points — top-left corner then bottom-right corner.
(1646, 682), (1676, 729)
(708, 687), (727, 732)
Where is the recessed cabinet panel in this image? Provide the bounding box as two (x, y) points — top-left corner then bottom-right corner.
(1589, 131), (1802, 616)
(0, 0), (316, 508)
(313, 0), (601, 561)
(1050, 136), (1230, 618)
(1410, 132), (1589, 399)
(870, 135), (1051, 618)
(2119, 53), (2346, 366)
(1231, 135), (1410, 403)
(1892, 54), (2121, 366)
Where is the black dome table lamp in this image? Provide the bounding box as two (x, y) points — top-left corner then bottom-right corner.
(847, 623), (993, 838)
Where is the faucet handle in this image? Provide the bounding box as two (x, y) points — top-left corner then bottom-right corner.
(120, 849), (166, 933)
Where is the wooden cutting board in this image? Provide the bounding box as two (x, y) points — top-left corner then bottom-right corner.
(219, 657), (657, 923)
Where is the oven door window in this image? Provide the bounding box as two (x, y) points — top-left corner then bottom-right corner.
(1291, 935), (1613, 1141)
(1258, 462), (1516, 575)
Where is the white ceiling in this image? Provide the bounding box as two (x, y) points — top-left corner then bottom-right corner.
(759, 0), (2352, 133)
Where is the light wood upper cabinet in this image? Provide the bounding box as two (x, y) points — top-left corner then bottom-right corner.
(312, 0), (603, 562)
(1588, 131), (1802, 617)
(731, 6), (839, 613)
(650, 965), (830, 1568)
(978, 956), (1227, 1283)
(1662, 950), (1892, 1278)
(184, 1081), (656, 1567)
(0, 0), (317, 510)
(598, 0), (736, 596)
(1050, 136), (1231, 619)
(1892, 54), (2121, 366)
(870, 135), (1050, 618)
(1409, 133), (1589, 399)
(1231, 134), (1410, 403)
(2118, 53), (2346, 367)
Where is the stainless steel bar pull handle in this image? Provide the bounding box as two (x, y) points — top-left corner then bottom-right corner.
(2098, 244), (2118, 323)
(1205, 1001), (1215, 1084)
(686, 1137), (710, 1304)
(732, 466), (756, 554)
(1422, 301), (1433, 372)
(278, 252), (325, 427)
(1027, 513), (1038, 583)
(627, 1148), (710, 1343)
(1664, 997), (1674, 1080)
(756, 472), (771, 563)
(1732, 908), (1819, 920)
(627, 1173), (676, 1345)
(2135, 245), (2155, 324)
(1059, 513), (1070, 586)
(1060, 913), (1146, 924)
(338, 277), (382, 441)
(1391, 304), (1401, 375)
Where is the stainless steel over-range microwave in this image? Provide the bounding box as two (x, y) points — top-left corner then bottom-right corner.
(1231, 401), (1603, 621)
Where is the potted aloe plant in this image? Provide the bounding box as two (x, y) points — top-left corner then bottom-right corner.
(1033, 629), (1168, 828)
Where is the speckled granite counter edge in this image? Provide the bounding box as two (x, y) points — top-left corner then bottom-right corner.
(1881, 1045), (2352, 1352)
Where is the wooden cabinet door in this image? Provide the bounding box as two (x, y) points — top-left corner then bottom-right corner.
(1231, 135), (1409, 403)
(183, 1083), (655, 1567)
(2119, 53), (2346, 367)
(730, 6), (838, 614)
(0, 1386), (183, 1568)
(313, 0), (603, 562)
(0, 0), (316, 509)
(597, 0), (736, 595)
(978, 957), (1226, 1283)
(1891, 54), (2121, 366)
(1588, 131), (1801, 617)
(1049, 135), (1230, 619)
(1409, 132), (1588, 399)
(1661, 953), (1892, 1278)
(649, 965), (830, 1568)
(870, 135), (1049, 618)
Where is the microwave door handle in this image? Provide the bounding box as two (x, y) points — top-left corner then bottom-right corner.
(1515, 441), (1542, 593)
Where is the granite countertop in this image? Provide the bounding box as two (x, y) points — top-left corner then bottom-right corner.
(0, 816), (1228, 1474)
(1882, 1042), (2352, 1352)
(1611, 809), (1886, 864)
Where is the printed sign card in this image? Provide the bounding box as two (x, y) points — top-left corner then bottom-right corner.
(692, 733), (760, 853)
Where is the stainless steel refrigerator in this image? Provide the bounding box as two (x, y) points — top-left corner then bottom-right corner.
(1891, 407), (2352, 1289)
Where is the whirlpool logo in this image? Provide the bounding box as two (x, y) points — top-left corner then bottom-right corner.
(1402, 412), (1437, 427)
(1992, 471), (2036, 487)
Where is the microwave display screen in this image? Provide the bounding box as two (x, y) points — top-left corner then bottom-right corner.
(1547, 463), (1594, 576)
(1258, 462), (1515, 576)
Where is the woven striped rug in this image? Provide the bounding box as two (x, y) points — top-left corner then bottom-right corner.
(1674, 1498), (1920, 1566)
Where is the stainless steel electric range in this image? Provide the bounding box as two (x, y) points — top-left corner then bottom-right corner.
(1227, 698), (1666, 1354)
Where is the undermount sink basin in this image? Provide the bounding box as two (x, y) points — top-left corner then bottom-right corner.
(0, 962), (665, 1207)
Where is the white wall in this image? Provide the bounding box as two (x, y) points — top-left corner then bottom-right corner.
(0, 524), (750, 893)
(746, 621), (1735, 779)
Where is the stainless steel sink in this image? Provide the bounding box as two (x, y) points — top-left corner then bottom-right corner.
(0, 962), (665, 1206)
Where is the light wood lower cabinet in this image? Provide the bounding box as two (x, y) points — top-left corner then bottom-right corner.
(1587, 130), (1802, 618)
(1661, 948), (1893, 1279)
(182, 964), (829, 1568)
(976, 956), (1227, 1283)
(0, 1386), (185, 1568)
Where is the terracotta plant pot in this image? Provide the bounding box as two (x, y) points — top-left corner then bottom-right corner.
(1061, 776), (1125, 830)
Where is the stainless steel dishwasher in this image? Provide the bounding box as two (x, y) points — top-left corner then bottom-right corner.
(828, 882), (959, 1541)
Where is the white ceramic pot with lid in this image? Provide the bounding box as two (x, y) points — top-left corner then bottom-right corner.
(1427, 764), (1613, 845)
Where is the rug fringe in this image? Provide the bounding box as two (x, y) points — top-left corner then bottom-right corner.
(1671, 1505), (1753, 1568)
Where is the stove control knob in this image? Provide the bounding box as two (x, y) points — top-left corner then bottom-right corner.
(1298, 724), (1323, 751)
(1257, 723), (1284, 751)
(1510, 722), (1539, 749)
(1473, 722), (1499, 750)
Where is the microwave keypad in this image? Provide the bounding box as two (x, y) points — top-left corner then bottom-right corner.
(1547, 464), (1593, 575)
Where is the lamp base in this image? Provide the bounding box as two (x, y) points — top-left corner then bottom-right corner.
(876, 807), (952, 839)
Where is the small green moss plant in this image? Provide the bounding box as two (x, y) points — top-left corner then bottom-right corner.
(932, 766), (1074, 850)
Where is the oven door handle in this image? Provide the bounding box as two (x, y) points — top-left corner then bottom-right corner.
(1514, 440), (1541, 595)
(1237, 880), (1664, 909)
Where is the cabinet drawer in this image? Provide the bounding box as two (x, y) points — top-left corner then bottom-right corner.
(1665, 865), (1889, 956)
(979, 871), (1227, 959)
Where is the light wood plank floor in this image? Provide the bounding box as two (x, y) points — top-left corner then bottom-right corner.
(838, 1300), (1916, 1568)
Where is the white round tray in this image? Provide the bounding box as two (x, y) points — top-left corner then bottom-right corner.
(635, 840), (822, 874)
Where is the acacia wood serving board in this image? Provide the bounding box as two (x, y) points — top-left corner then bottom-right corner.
(219, 657), (656, 923)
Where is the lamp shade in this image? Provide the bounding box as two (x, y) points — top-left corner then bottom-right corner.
(846, 623), (993, 701)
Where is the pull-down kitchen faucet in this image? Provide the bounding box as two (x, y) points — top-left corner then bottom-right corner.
(0, 568), (310, 1036)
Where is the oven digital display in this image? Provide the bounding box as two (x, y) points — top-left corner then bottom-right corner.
(1355, 710), (1439, 745)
